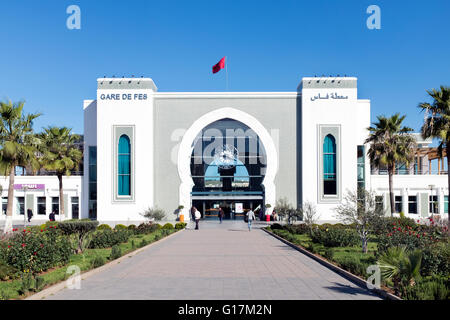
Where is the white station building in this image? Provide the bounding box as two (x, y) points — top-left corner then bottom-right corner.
(1, 76), (448, 225)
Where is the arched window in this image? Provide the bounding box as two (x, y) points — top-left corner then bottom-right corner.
(323, 134), (337, 195)
(118, 135), (131, 196)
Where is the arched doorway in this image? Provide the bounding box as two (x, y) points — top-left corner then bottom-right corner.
(177, 108), (278, 221)
(190, 118), (266, 220)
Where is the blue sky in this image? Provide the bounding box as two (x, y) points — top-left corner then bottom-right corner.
(0, 0), (448, 135)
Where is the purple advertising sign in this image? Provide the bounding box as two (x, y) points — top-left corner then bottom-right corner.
(14, 184), (45, 190)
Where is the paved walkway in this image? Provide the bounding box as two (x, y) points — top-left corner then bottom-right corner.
(44, 220), (381, 300)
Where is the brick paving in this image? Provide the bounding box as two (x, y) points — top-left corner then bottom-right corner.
(44, 220), (381, 300)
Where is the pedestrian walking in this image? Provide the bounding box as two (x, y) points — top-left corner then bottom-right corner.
(49, 210), (56, 222)
(195, 209), (201, 230)
(218, 207), (224, 224)
(190, 206), (197, 229)
(27, 208), (33, 223)
(246, 209), (256, 231)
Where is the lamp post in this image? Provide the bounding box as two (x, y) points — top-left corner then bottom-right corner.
(428, 184), (436, 218)
(22, 186), (28, 227)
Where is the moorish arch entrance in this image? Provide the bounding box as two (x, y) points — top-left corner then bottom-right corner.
(177, 108), (278, 221)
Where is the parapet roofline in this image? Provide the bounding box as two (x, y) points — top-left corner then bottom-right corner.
(97, 78), (157, 91)
(299, 77), (357, 90)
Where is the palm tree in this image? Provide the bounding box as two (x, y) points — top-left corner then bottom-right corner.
(38, 127), (82, 219)
(419, 86), (450, 225)
(365, 114), (416, 217)
(377, 246), (422, 296)
(0, 100), (41, 233)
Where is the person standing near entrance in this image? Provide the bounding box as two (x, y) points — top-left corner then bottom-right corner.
(190, 206), (197, 228)
(27, 208), (33, 223)
(49, 210), (56, 222)
(246, 209), (256, 231)
(195, 208), (201, 230)
(218, 207), (224, 224)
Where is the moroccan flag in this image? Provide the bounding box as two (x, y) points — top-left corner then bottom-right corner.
(212, 57), (226, 74)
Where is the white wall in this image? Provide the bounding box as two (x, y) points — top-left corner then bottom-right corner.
(0, 176), (82, 221)
(370, 174), (449, 220)
(301, 78), (371, 221)
(95, 79), (156, 222)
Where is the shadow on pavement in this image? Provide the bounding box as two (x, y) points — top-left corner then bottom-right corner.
(324, 282), (377, 297)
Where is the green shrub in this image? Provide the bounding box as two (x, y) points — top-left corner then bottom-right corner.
(18, 272), (33, 295)
(25, 226), (42, 233)
(331, 223), (349, 229)
(89, 230), (131, 249)
(131, 240), (136, 249)
(139, 238), (148, 248)
(58, 220), (99, 253)
(324, 248), (334, 261)
(127, 224), (137, 231)
(97, 224), (112, 231)
(91, 255), (106, 268)
(114, 224), (127, 230)
(34, 275), (45, 292)
(270, 223), (283, 230)
(273, 229), (290, 238)
(311, 228), (359, 247)
(377, 226), (437, 253)
(110, 245), (122, 260)
(309, 243), (319, 254)
(0, 260), (19, 280)
(154, 233), (161, 241)
(0, 289), (10, 300)
(403, 277), (450, 300)
(141, 206), (167, 221)
(175, 222), (187, 230)
(58, 219), (99, 235)
(161, 229), (171, 236)
(372, 217), (417, 236)
(421, 242), (450, 277)
(135, 223), (160, 235)
(0, 227), (72, 274)
(285, 224), (309, 235)
(45, 221), (59, 229)
(162, 223), (174, 230)
(336, 256), (366, 276)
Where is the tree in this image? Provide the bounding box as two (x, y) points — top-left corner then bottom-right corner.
(0, 100), (41, 233)
(419, 86), (450, 226)
(300, 201), (320, 234)
(365, 114), (416, 217)
(275, 197), (301, 225)
(38, 127), (82, 218)
(334, 189), (384, 253)
(141, 206), (166, 221)
(377, 246), (422, 296)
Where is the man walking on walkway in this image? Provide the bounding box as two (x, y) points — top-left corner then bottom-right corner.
(246, 209), (255, 231)
(195, 208), (201, 230)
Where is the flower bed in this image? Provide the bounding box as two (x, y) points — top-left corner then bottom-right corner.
(266, 217), (449, 300)
(0, 221), (185, 300)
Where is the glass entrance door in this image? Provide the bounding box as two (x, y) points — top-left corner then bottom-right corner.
(192, 199), (263, 220)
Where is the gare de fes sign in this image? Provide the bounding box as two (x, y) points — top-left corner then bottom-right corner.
(14, 184), (45, 190)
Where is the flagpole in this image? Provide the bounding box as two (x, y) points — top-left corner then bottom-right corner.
(225, 56), (229, 91)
